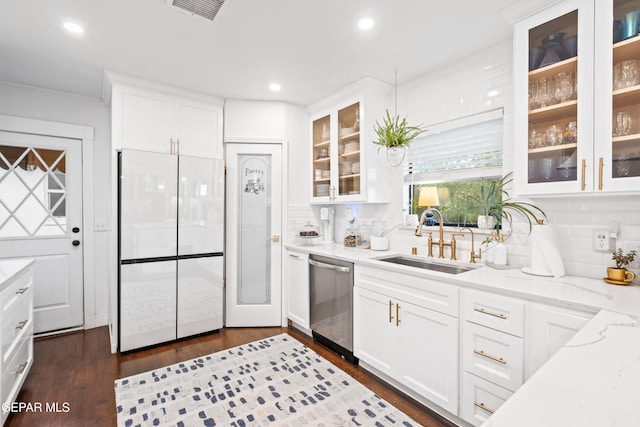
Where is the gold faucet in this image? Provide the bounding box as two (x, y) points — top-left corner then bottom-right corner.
(415, 208), (452, 259)
(459, 227), (482, 263)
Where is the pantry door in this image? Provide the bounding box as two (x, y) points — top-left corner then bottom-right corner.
(225, 143), (282, 326)
(0, 131), (84, 333)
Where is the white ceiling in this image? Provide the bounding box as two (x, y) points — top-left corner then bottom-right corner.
(0, 0), (535, 106)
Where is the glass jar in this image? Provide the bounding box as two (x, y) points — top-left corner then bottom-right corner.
(358, 224), (371, 249)
(343, 227), (360, 247)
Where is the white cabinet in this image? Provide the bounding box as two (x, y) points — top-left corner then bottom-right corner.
(0, 260), (34, 426)
(515, 0), (640, 195)
(526, 302), (594, 379)
(307, 78), (392, 204)
(460, 289), (525, 426)
(285, 249), (310, 330)
(105, 72), (224, 159)
(354, 266), (459, 413)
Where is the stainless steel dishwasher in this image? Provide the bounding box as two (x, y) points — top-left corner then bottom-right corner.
(309, 254), (358, 364)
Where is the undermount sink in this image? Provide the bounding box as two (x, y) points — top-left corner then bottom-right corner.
(375, 255), (476, 275)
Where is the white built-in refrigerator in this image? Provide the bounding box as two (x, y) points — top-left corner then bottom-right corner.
(118, 149), (224, 352)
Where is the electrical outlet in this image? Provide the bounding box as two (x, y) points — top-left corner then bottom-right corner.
(594, 231), (611, 252)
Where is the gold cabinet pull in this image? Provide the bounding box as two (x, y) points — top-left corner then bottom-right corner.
(176, 138), (181, 155)
(13, 362), (27, 375)
(15, 320), (28, 330)
(598, 157), (603, 190)
(396, 303), (400, 326)
(474, 349), (507, 365)
(389, 300), (394, 323)
(473, 307), (507, 320)
(581, 159), (586, 191)
(268, 235), (280, 242)
(15, 287), (28, 295)
(288, 254), (299, 259)
(474, 401), (495, 414)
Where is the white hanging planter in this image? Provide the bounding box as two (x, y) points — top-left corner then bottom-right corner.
(386, 146), (406, 167)
(477, 215), (497, 230)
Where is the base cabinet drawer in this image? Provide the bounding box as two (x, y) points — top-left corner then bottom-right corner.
(461, 371), (513, 426)
(463, 322), (523, 391)
(1, 330), (32, 425)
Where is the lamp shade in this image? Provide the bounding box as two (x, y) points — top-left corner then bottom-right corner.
(418, 186), (439, 208)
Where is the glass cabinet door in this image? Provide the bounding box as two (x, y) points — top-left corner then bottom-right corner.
(607, 0), (640, 188)
(527, 10), (580, 186)
(311, 114), (331, 199)
(337, 102), (361, 197)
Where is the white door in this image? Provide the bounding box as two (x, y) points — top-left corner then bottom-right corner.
(225, 143), (282, 326)
(0, 131), (83, 333)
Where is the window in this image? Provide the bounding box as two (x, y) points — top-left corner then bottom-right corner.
(404, 109), (503, 227)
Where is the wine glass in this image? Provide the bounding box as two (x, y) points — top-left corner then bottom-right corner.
(554, 72), (574, 103)
(541, 157), (554, 181)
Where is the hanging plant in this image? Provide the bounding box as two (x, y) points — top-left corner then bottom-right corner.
(372, 110), (425, 167)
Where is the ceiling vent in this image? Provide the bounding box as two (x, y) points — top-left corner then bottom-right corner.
(167, 0), (228, 22)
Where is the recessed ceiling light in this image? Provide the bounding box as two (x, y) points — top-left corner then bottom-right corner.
(63, 21), (85, 35)
(358, 17), (375, 30)
(269, 83), (281, 92)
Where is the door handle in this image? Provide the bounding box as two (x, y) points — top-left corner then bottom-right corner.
(72, 240), (81, 246)
(72, 227), (80, 233)
(268, 235), (280, 242)
(308, 259), (350, 273)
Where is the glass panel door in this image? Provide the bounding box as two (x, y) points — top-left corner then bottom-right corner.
(527, 11), (579, 184)
(337, 102), (361, 197)
(611, 0), (640, 181)
(312, 115), (331, 198)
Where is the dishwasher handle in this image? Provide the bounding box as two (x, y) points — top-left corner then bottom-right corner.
(309, 258), (351, 273)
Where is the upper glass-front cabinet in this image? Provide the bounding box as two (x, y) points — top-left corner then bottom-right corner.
(516, 0), (640, 194)
(310, 101), (364, 202)
(515, 0), (595, 195)
(595, 0), (640, 191)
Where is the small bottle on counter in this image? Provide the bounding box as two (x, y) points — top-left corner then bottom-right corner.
(493, 234), (508, 266)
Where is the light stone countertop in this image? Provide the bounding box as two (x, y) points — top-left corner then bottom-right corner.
(0, 258), (34, 288)
(286, 242), (640, 427)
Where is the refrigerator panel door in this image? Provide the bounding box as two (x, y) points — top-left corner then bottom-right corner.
(178, 156), (224, 255)
(120, 261), (177, 351)
(177, 256), (223, 338)
(121, 149), (178, 260)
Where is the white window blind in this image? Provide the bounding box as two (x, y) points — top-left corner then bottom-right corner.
(405, 109), (503, 183)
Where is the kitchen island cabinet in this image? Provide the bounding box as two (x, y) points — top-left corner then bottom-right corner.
(0, 259), (34, 426)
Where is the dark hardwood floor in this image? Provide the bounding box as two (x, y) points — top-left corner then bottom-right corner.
(6, 326), (455, 427)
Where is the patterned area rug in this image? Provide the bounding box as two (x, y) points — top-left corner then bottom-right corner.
(115, 333), (417, 426)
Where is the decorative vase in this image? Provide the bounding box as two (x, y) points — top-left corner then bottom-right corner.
(386, 146), (406, 167)
(477, 215), (496, 230)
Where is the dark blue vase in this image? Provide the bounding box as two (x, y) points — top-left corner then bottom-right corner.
(529, 46), (546, 70)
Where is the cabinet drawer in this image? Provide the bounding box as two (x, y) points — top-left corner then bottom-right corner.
(1, 330), (32, 418)
(0, 266), (33, 320)
(356, 266), (459, 317)
(463, 322), (523, 391)
(462, 289), (524, 336)
(1, 291), (32, 365)
(461, 371), (513, 426)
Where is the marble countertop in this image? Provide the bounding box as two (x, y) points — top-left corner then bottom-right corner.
(0, 258), (34, 288)
(286, 242), (640, 427)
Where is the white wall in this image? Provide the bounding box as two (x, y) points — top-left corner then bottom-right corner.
(0, 80), (110, 326)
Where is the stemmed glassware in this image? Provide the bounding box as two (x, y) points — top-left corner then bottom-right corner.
(554, 72), (574, 103)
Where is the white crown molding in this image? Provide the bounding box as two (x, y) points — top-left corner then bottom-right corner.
(499, 0), (565, 24)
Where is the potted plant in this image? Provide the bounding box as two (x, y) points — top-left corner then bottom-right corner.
(607, 249), (637, 284)
(467, 172), (546, 235)
(372, 109), (425, 167)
